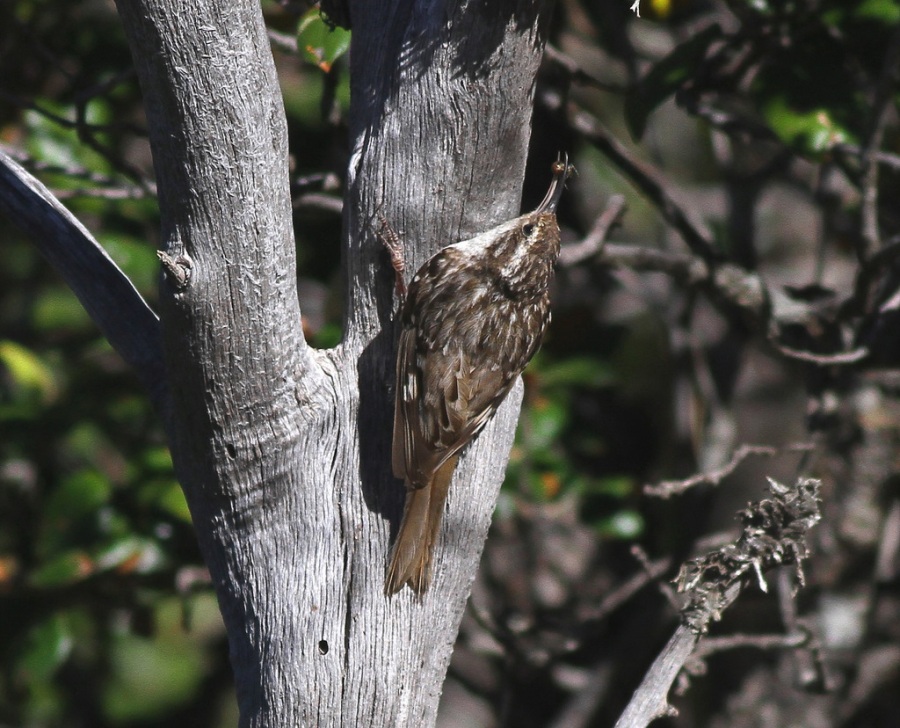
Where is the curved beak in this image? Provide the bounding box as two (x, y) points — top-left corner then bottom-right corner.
(535, 153), (572, 214)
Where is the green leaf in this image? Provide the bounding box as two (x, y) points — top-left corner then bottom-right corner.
(312, 321), (343, 349)
(0, 341), (59, 420)
(24, 101), (112, 174)
(154, 481), (192, 523)
(32, 287), (92, 332)
(584, 475), (634, 498)
(140, 446), (175, 473)
(594, 510), (645, 539)
(39, 469), (113, 555)
(297, 8), (351, 73)
(29, 550), (95, 587)
(625, 24), (722, 140)
(763, 96), (853, 153)
(102, 632), (206, 722)
(0, 340), (59, 404)
(855, 0), (900, 23)
(752, 23), (861, 154)
(46, 469), (112, 524)
(18, 614), (75, 682)
(524, 397), (568, 450)
(98, 234), (160, 294)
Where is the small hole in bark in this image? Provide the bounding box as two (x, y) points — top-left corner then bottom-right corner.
(225, 443), (237, 458)
(318, 640), (329, 655)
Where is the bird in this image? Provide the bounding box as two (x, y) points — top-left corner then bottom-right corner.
(385, 157), (572, 596)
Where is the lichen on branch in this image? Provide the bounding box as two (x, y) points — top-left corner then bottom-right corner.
(675, 478), (822, 634)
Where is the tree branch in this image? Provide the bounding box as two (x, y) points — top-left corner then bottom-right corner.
(558, 194), (627, 267)
(542, 93), (721, 267)
(0, 148), (168, 416)
(615, 478), (822, 728)
(114, 3), (327, 724)
(332, 4), (554, 725)
(114, 1), (554, 726)
(859, 26), (900, 259)
(596, 240), (872, 367)
(644, 444), (814, 498)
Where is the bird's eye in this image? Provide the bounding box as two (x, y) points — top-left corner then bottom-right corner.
(523, 223), (535, 236)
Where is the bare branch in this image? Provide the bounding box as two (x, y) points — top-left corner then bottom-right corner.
(0, 90), (154, 190)
(615, 479), (822, 728)
(548, 661), (614, 728)
(585, 552), (672, 623)
(558, 195), (626, 267)
(598, 238), (870, 367)
(682, 97), (780, 144)
(842, 236), (900, 317)
(768, 339), (869, 366)
(614, 622), (700, 728)
(644, 444), (814, 499)
(839, 646), (900, 725)
(859, 26), (900, 259)
(0, 146), (156, 196)
(268, 28), (298, 54)
(692, 630), (808, 660)
(544, 93), (721, 267)
(875, 499), (900, 583)
(0, 89), (147, 138)
(53, 185), (152, 200)
(775, 568), (835, 692)
(0, 148), (168, 416)
(597, 236), (874, 371)
(632, 545), (680, 612)
(834, 143), (900, 173)
(599, 242), (709, 283)
(293, 192), (343, 214)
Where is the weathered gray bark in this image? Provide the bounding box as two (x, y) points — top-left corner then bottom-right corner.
(0, 152), (167, 413)
(3, 0), (550, 725)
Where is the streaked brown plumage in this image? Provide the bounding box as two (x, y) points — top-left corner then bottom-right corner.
(385, 159), (572, 596)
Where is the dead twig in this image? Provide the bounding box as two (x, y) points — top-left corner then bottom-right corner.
(858, 26), (900, 260)
(692, 629), (809, 660)
(544, 93), (721, 267)
(615, 478), (822, 728)
(598, 242), (709, 284)
(559, 195), (627, 267)
(875, 499), (900, 583)
(0, 89), (153, 191)
(632, 545), (680, 612)
(588, 552), (671, 623)
(842, 236), (900, 318)
(268, 28), (298, 54)
(53, 185), (151, 201)
(775, 568), (835, 692)
(834, 143), (900, 173)
(644, 444), (813, 498)
(768, 339), (869, 366)
(293, 192), (343, 215)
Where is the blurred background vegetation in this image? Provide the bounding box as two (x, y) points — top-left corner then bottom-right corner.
(2, 0), (899, 726)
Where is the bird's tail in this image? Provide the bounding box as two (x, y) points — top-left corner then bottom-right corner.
(384, 455), (458, 596)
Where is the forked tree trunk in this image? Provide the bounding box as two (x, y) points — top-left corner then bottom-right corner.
(111, 1), (550, 725)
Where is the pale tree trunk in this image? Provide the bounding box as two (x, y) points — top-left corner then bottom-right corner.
(5, 0), (552, 725)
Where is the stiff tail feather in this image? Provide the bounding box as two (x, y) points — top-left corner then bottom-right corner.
(384, 455), (458, 596)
